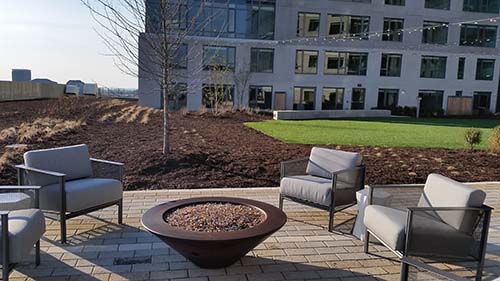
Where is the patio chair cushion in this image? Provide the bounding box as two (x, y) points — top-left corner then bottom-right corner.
(365, 205), (476, 257)
(40, 178), (123, 212)
(0, 209), (45, 263)
(306, 148), (362, 179)
(418, 174), (486, 233)
(280, 175), (356, 207)
(24, 144), (93, 185)
(364, 205), (407, 251)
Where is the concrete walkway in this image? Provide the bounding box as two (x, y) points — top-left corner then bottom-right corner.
(10, 183), (500, 280)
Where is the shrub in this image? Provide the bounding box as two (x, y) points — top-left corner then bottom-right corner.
(488, 125), (500, 152)
(375, 106), (417, 117)
(464, 128), (482, 150)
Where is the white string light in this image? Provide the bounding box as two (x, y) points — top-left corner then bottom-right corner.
(277, 15), (500, 46)
(189, 15), (500, 52)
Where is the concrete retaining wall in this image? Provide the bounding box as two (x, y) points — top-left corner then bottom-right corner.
(0, 81), (65, 101)
(273, 110), (392, 120)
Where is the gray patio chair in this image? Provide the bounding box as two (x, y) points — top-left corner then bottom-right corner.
(16, 144), (124, 244)
(279, 147), (365, 232)
(363, 174), (492, 281)
(0, 186), (46, 281)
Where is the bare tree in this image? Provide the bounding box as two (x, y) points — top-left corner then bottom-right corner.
(81, 0), (220, 154)
(204, 65), (232, 116)
(233, 62), (251, 109)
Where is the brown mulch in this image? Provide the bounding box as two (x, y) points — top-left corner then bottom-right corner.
(0, 97), (499, 190)
(164, 203), (264, 232)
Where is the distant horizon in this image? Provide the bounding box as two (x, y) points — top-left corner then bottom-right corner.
(0, 0), (137, 89)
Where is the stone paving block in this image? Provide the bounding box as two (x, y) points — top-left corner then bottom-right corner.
(246, 272), (285, 281)
(226, 265), (262, 275)
(118, 243), (152, 252)
(150, 269), (189, 280)
(171, 277), (208, 281)
(282, 270), (321, 280)
(108, 272), (150, 280)
(169, 261), (200, 270)
(260, 263), (297, 273)
(208, 275), (246, 281)
(188, 268), (226, 277)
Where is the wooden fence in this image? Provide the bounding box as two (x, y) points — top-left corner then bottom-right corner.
(447, 96), (473, 116)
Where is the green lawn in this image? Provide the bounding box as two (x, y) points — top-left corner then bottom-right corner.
(245, 118), (500, 149)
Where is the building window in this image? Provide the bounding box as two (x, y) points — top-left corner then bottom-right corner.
(476, 59), (495, 80)
(297, 12), (320, 37)
(422, 21), (448, 44)
(420, 56), (447, 79)
(324, 52), (368, 75)
(458, 57), (466, 79)
(172, 44), (188, 69)
(419, 90), (444, 116)
(473, 92), (492, 113)
(202, 84), (234, 108)
(378, 89), (399, 109)
(296, 50), (319, 74)
(460, 24), (497, 48)
(463, 0), (500, 13)
(250, 48), (274, 73)
(383, 18), (404, 42)
(293, 87), (316, 110)
(351, 88), (366, 110)
(202, 1), (275, 39)
(147, 0), (275, 40)
(456, 90), (463, 96)
(425, 0), (450, 9)
(380, 54), (402, 77)
(385, 0), (405, 5)
(203, 46), (236, 71)
(327, 14), (370, 39)
(168, 83), (187, 110)
(249, 86), (273, 109)
(322, 88), (344, 110)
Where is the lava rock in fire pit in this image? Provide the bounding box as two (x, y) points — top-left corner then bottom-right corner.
(165, 203), (265, 232)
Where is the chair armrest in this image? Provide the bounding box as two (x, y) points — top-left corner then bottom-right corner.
(0, 186), (41, 191)
(16, 165), (66, 178)
(90, 158), (124, 167)
(280, 157), (309, 179)
(90, 158), (124, 181)
(367, 184), (425, 207)
(408, 205), (493, 212)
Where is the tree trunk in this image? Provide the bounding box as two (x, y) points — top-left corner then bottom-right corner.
(163, 85), (170, 154)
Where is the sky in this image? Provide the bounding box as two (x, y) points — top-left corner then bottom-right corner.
(0, 0), (137, 88)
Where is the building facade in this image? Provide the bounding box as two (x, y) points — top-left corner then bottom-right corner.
(139, 0), (500, 115)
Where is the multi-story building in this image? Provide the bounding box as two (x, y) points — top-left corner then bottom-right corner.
(139, 0), (500, 115)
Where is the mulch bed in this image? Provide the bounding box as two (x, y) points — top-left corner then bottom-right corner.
(0, 98), (499, 190)
(164, 203), (264, 232)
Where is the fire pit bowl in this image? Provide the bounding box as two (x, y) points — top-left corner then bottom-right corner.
(141, 197), (287, 268)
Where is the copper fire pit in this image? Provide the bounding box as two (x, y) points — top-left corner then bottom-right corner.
(141, 197), (287, 268)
